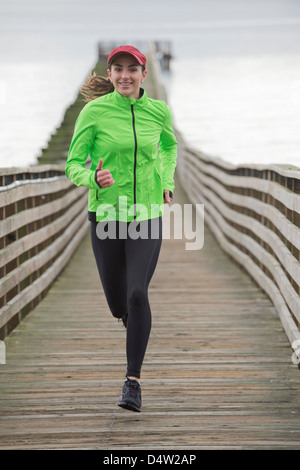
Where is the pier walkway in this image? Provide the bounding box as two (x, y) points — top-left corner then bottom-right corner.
(1, 174), (300, 450)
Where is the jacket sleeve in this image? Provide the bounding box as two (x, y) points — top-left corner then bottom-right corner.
(65, 104), (99, 189)
(159, 103), (178, 192)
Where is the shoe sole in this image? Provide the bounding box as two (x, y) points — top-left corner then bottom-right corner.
(118, 397), (141, 412)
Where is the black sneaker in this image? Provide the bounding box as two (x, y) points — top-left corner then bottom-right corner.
(118, 378), (142, 412)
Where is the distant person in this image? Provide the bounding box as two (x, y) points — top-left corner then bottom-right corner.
(66, 45), (177, 412)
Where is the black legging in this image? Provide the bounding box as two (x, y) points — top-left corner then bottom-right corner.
(90, 217), (162, 378)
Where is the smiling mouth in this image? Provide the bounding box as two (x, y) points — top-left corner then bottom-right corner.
(119, 82), (132, 86)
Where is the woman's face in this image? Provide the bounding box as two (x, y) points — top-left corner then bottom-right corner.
(108, 54), (147, 99)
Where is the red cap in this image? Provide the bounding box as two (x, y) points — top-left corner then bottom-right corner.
(107, 45), (146, 68)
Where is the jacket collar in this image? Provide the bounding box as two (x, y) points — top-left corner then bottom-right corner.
(111, 87), (147, 108)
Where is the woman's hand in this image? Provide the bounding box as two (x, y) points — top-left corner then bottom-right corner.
(95, 158), (115, 188)
(163, 190), (173, 203)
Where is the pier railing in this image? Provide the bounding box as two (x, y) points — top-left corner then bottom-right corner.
(176, 131), (300, 348)
(0, 166), (88, 339)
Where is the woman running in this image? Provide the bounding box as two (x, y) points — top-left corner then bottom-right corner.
(65, 45), (177, 412)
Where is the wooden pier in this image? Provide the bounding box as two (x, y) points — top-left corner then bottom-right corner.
(1, 40), (300, 450)
(1, 173), (300, 450)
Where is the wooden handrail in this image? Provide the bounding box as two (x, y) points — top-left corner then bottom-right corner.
(176, 134), (300, 349)
(0, 167), (88, 339)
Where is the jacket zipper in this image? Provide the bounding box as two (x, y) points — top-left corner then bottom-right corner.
(131, 104), (137, 219)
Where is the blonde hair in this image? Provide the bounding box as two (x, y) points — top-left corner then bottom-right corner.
(80, 71), (114, 103)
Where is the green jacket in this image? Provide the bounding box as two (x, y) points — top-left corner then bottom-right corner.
(66, 88), (177, 222)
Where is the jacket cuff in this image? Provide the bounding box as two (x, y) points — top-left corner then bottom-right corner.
(94, 170), (102, 188)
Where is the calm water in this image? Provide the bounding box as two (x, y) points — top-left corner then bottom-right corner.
(1, 0), (300, 168)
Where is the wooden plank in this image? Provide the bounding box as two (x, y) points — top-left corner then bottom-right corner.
(0, 165), (65, 177)
(179, 144), (300, 346)
(201, 199), (300, 345)
(202, 186), (300, 286)
(187, 152), (300, 214)
(191, 184), (300, 318)
(191, 178), (300, 332)
(0, 194), (88, 268)
(185, 147), (300, 179)
(0, 195), (88, 297)
(0, 185), (87, 238)
(0, 176), (72, 208)
(186, 158), (300, 252)
(0, 213), (89, 329)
